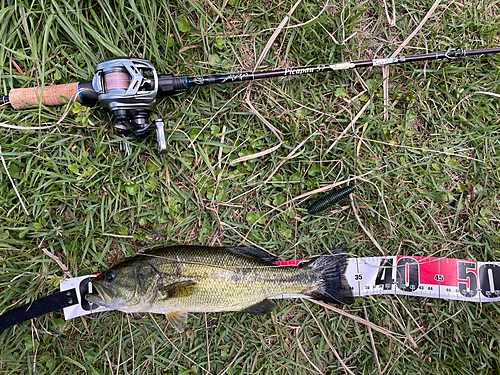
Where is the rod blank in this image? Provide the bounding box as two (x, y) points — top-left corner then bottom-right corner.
(3, 46), (500, 109)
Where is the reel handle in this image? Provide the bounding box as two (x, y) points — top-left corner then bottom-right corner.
(154, 119), (167, 154)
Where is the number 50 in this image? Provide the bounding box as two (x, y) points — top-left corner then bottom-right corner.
(458, 262), (477, 298)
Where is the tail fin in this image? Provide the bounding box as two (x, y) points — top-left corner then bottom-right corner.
(301, 245), (354, 305)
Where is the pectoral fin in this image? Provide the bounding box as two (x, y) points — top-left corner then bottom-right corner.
(166, 311), (188, 333)
(242, 299), (277, 315)
(158, 280), (197, 299)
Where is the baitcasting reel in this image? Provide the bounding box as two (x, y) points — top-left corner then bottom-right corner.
(92, 58), (167, 157)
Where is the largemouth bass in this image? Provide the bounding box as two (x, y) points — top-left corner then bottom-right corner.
(86, 245), (354, 332)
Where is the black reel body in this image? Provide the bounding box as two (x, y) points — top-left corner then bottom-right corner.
(92, 58), (167, 156)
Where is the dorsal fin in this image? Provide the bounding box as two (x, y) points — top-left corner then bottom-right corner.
(226, 246), (277, 264)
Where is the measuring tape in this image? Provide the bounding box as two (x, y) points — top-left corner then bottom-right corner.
(277, 256), (500, 302)
(57, 255), (500, 321)
(346, 256), (500, 301)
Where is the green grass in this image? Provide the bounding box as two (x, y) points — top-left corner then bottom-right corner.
(1, 0), (500, 373)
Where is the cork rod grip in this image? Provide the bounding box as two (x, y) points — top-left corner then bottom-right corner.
(8, 82), (83, 109)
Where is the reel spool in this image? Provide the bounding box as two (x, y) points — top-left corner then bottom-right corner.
(92, 58), (167, 156)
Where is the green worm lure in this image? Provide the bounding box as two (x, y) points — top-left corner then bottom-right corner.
(307, 185), (356, 214)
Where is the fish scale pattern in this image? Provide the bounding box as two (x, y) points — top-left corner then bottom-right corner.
(96, 246), (319, 314)
(144, 246), (318, 313)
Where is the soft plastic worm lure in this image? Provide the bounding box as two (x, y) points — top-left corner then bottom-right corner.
(307, 185), (356, 214)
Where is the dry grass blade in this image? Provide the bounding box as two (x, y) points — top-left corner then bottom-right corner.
(382, 66), (390, 122)
(363, 305), (382, 374)
(253, 0), (302, 69)
(351, 199), (385, 254)
(0, 143), (29, 216)
(244, 89), (283, 140)
(475, 91), (500, 98)
(301, 299), (355, 375)
(382, 0), (396, 26)
(351, 134), (485, 162)
(295, 332), (324, 374)
(390, 0), (442, 57)
(217, 124), (227, 180)
(0, 122), (55, 130)
(205, 313), (211, 373)
(116, 314), (124, 374)
(105, 350), (115, 375)
(230, 142), (282, 165)
(325, 99), (371, 156)
(219, 334), (245, 375)
(307, 299), (412, 348)
(41, 247), (72, 278)
(126, 315), (136, 375)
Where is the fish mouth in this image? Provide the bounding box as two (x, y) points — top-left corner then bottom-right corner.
(85, 280), (116, 308)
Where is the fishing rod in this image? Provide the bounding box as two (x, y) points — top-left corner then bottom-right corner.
(2, 46), (500, 156)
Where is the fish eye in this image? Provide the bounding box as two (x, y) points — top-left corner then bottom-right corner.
(105, 271), (115, 282)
